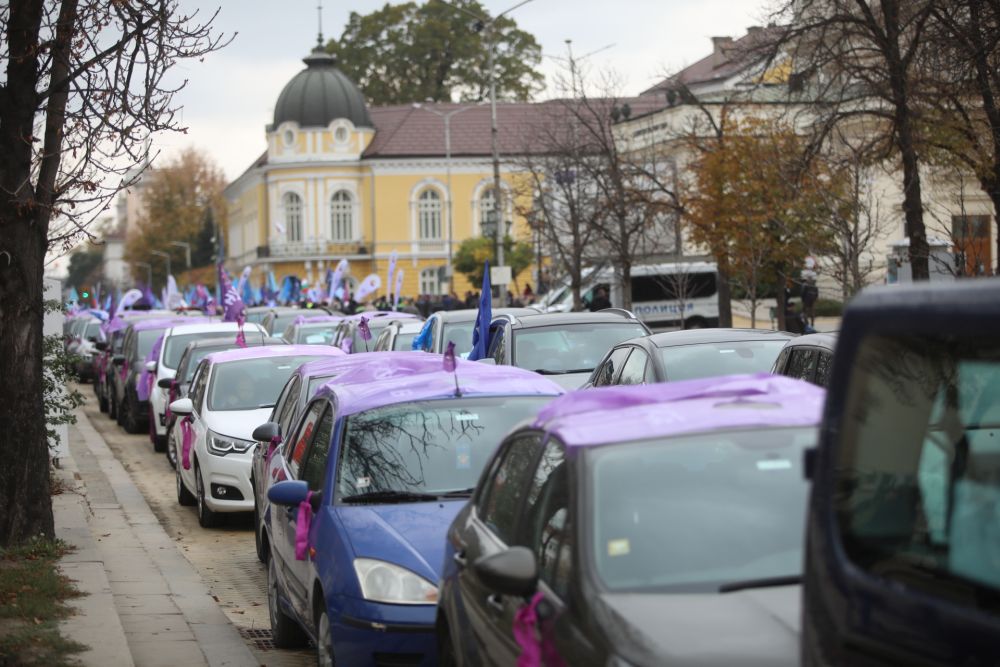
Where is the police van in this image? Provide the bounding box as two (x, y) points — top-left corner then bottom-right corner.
(537, 261), (719, 329)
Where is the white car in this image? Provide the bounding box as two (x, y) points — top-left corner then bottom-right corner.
(147, 321), (267, 451)
(168, 345), (344, 528)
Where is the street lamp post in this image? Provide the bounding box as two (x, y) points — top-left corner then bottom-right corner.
(151, 250), (171, 287)
(412, 103), (477, 286)
(446, 0), (534, 293)
(170, 241), (192, 270)
(135, 262), (152, 289)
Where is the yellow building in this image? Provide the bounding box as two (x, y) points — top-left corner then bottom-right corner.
(224, 45), (540, 299)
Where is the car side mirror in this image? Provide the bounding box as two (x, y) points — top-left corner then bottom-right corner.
(169, 398), (193, 416)
(95, 341), (108, 351)
(145, 360), (157, 372)
(473, 546), (538, 598)
(267, 480), (321, 512)
(112, 354), (125, 365)
(252, 422), (281, 443)
(157, 377), (175, 389)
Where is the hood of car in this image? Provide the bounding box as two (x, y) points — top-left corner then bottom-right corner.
(336, 502), (465, 583)
(597, 585), (799, 667)
(205, 407), (273, 441)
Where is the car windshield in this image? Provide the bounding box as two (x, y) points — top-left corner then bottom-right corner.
(84, 321), (101, 339)
(393, 332), (418, 351)
(514, 323), (648, 374)
(351, 321), (389, 352)
(208, 355), (325, 411)
(296, 324), (338, 345)
(589, 426), (815, 593)
(164, 331), (264, 369)
(659, 340), (787, 381)
(442, 322), (475, 354)
(270, 313), (300, 335)
(137, 328), (166, 359)
(244, 310), (267, 324)
(336, 397), (552, 501)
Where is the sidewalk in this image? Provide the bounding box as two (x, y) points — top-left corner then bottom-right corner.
(54, 406), (259, 667)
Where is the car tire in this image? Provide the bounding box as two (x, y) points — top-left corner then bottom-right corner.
(195, 464), (222, 528)
(98, 387), (109, 413)
(253, 495), (269, 564)
(316, 607), (335, 667)
(152, 416), (167, 453)
(123, 389), (143, 434)
(268, 558), (308, 649)
(166, 425), (177, 469)
(176, 463), (196, 506)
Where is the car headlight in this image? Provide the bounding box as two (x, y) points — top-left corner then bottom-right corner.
(353, 558), (438, 605)
(207, 430), (255, 456)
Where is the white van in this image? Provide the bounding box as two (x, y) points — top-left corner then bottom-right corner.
(538, 261), (720, 328)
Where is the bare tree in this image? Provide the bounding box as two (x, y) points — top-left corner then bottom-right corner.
(0, 1), (228, 545)
(763, 0), (938, 279)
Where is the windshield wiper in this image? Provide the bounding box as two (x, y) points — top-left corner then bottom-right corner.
(341, 490), (439, 504)
(532, 368), (593, 375)
(718, 575), (802, 593)
(434, 487), (475, 498)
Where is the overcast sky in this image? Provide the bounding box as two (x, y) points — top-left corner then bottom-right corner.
(155, 0), (772, 181)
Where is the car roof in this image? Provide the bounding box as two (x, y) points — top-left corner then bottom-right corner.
(312, 352), (563, 417)
(645, 328), (796, 349)
(435, 307), (538, 323)
(180, 336), (284, 355)
(291, 314), (346, 327)
(127, 316), (202, 332)
(533, 373), (824, 448)
(498, 310), (642, 328)
(205, 344), (345, 365)
(781, 332), (837, 351)
(342, 310), (420, 321)
(164, 321), (265, 336)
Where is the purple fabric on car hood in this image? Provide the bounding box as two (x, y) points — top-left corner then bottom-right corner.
(312, 352), (563, 417)
(205, 344), (345, 365)
(533, 373), (825, 448)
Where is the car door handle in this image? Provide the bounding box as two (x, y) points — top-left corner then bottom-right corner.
(486, 594), (504, 613)
(452, 550), (467, 568)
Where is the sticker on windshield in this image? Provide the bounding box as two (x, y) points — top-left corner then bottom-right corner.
(456, 442), (471, 470)
(756, 459), (792, 471)
(608, 539), (630, 557)
(455, 413), (479, 421)
(356, 476), (371, 488)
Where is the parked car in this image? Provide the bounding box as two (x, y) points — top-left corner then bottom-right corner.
(111, 316), (193, 433)
(770, 332), (836, 388)
(411, 308), (538, 355)
(438, 373), (825, 666)
(282, 315), (347, 345)
(94, 310), (172, 414)
(251, 354), (386, 562)
(70, 317), (104, 382)
(169, 345), (344, 527)
(372, 319), (425, 352)
(486, 310), (650, 389)
(259, 306), (331, 336)
(802, 280), (1000, 666)
(587, 328), (795, 388)
(146, 321), (268, 451)
(331, 312), (422, 353)
(262, 353), (564, 666)
(159, 333), (282, 467)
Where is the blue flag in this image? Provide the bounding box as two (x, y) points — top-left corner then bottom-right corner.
(468, 261), (492, 361)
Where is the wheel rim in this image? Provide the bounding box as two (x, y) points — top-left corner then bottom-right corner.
(317, 612), (333, 667)
(167, 431), (176, 467)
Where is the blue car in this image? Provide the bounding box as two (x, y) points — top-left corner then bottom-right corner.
(264, 352), (562, 666)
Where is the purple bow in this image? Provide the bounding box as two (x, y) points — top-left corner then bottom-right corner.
(181, 416), (194, 470)
(295, 491), (314, 561)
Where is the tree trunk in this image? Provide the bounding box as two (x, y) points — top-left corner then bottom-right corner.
(0, 214), (54, 546)
(717, 262), (732, 327)
(620, 258), (633, 311)
(775, 265), (789, 333)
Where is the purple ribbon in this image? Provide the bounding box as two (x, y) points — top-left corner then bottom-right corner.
(295, 491), (314, 561)
(265, 435), (282, 463)
(181, 416), (194, 470)
(513, 593), (564, 667)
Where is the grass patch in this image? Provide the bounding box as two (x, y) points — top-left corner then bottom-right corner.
(0, 539), (85, 667)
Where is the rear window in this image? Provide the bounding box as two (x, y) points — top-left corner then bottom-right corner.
(393, 332), (418, 351)
(207, 355), (326, 411)
(659, 340), (787, 382)
(631, 272), (717, 302)
(163, 331), (264, 369)
(835, 334), (1000, 600)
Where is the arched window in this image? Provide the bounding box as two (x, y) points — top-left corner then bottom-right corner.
(418, 189), (442, 240)
(330, 190), (353, 241)
(283, 192), (302, 242)
(420, 267), (441, 295)
(479, 187), (497, 229)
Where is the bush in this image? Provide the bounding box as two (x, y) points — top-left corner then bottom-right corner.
(814, 298), (844, 317)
